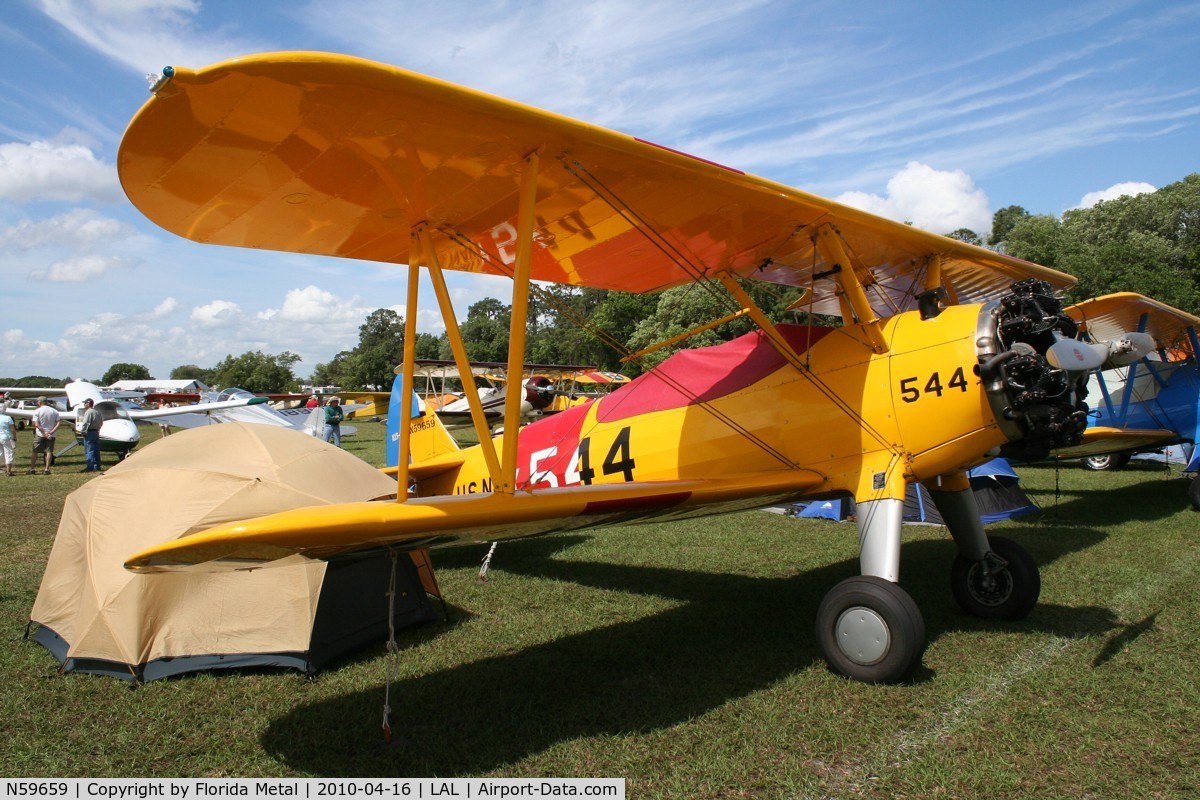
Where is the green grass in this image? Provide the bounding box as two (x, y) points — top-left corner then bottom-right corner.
(1, 422), (1198, 797)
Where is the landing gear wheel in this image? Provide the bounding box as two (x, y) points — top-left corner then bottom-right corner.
(815, 576), (926, 684)
(1082, 452), (1130, 471)
(1189, 476), (1200, 512)
(951, 535), (1040, 620)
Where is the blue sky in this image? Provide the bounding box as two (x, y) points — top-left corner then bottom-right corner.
(1, 0), (1197, 381)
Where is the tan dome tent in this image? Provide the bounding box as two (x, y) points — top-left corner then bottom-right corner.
(28, 423), (440, 682)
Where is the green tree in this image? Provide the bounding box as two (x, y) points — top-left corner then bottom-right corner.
(625, 280), (807, 371)
(1005, 214), (1064, 270)
(3, 376), (67, 388)
(414, 332), (443, 360)
(309, 351), (353, 388)
(101, 362), (152, 385)
(458, 297), (511, 362)
(1006, 174), (1200, 313)
(345, 308), (406, 390)
(988, 205), (1030, 249)
(587, 290), (660, 371)
(1058, 175), (1200, 311)
(169, 364), (213, 384)
(210, 351), (301, 392)
(947, 228), (982, 246)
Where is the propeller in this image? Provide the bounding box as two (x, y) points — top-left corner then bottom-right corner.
(1045, 332), (1107, 372)
(1100, 331), (1156, 367)
(1045, 330), (1157, 372)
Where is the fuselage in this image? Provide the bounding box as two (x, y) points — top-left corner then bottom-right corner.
(420, 304), (1016, 503)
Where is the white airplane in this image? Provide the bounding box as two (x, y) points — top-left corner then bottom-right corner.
(2, 380), (267, 460)
(156, 387), (362, 438)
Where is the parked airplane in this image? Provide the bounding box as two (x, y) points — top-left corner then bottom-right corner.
(1, 380), (266, 459)
(154, 387), (363, 437)
(118, 52), (1154, 683)
(431, 360), (597, 425)
(1053, 293), (1200, 508)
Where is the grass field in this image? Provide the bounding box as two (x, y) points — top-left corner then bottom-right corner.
(1, 420), (1197, 797)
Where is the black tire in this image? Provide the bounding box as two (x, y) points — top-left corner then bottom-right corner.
(1189, 476), (1200, 512)
(1082, 452), (1131, 471)
(815, 576), (926, 684)
(951, 535), (1040, 621)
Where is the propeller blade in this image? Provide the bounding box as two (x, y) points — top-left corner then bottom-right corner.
(1103, 331), (1156, 367)
(1046, 334), (1108, 372)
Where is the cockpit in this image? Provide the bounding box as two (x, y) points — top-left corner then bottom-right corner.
(217, 388), (257, 402)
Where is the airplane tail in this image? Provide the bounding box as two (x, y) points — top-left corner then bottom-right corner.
(385, 380), (460, 468)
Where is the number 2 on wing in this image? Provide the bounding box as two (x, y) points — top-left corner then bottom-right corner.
(899, 367), (969, 403)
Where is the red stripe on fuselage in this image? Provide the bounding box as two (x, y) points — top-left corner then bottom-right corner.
(595, 324), (834, 423)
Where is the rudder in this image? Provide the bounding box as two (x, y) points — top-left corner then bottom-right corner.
(386, 382), (459, 468)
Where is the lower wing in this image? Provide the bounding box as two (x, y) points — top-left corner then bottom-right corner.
(1051, 426), (1181, 459)
(124, 469), (824, 572)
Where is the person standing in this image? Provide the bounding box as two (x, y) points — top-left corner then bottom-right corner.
(157, 399), (173, 437)
(30, 396), (60, 475)
(323, 396), (344, 447)
(0, 403), (16, 477)
(78, 398), (104, 472)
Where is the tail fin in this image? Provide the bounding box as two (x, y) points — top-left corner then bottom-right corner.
(386, 381), (459, 468)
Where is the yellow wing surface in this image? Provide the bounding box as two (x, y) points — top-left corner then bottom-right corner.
(118, 51), (1075, 318)
(1051, 426), (1181, 459)
(1065, 292), (1200, 356)
(125, 470), (823, 571)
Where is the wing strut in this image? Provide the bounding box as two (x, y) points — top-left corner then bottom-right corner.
(394, 234), (423, 500)
(814, 225), (889, 354)
(500, 152), (541, 494)
(421, 229), (504, 483)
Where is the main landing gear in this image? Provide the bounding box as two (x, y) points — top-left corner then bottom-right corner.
(813, 489), (1040, 683)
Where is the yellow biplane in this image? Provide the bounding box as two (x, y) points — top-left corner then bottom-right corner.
(118, 52), (1142, 682)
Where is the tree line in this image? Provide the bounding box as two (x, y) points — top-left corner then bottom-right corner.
(12, 173), (1196, 393)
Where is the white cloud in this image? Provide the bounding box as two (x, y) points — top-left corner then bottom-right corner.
(190, 299), (243, 328)
(1, 208), (132, 249)
(148, 297), (179, 319)
(835, 161), (993, 235)
(28, 253), (130, 283)
(257, 285), (367, 325)
(1, 329), (63, 368)
(34, 0), (269, 77)
(1071, 181), (1156, 210)
(0, 138), (118, 203)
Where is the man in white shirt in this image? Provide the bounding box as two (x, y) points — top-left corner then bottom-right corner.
(0, 403), (16, 477)
(30, 396), (60, 475)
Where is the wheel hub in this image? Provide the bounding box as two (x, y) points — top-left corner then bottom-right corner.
(968, 562), (1014, 607)
(835, 606), (890, 665)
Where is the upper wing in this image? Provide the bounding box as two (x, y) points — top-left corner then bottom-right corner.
(118, 51), (1074, 318)
(124, 469), (823, 571)
(1065, 293), (1200, 356)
